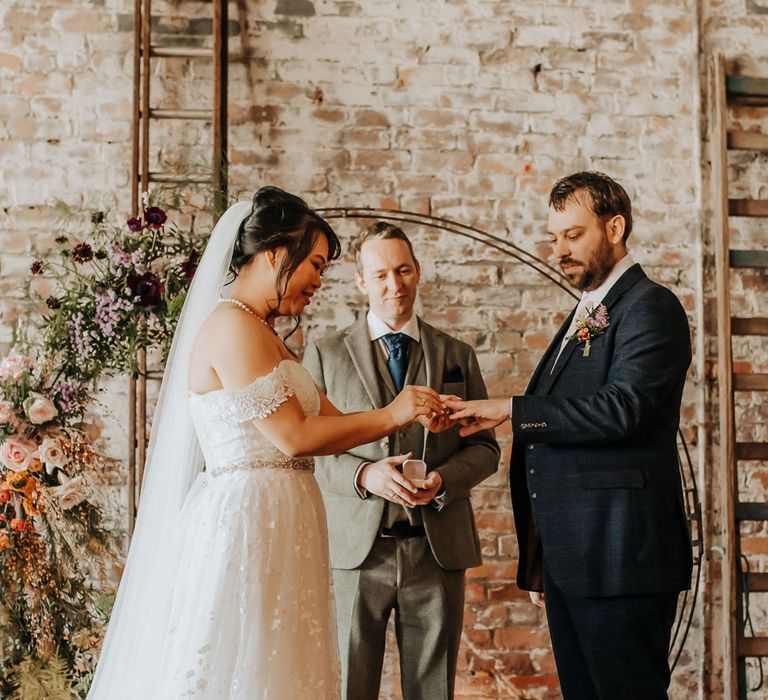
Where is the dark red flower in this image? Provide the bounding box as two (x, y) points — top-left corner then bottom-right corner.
(30, 260), (44, 275)
(128, 272), (164, 307)
(73, 242), (94, 263)
(143, 207), (167, 229)
(181, 250), (200, 280)
(45, 296), (61, 310)
(127, 217), (143, 232)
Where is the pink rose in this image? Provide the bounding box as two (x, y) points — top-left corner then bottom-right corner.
(0, 401), (14, 424)
(0, 436), (38, 473)
(51, 473), (87, 510)
(37, 436), (67, 474)
(0, 355), (30, 381)
(23, 392), (57, 425)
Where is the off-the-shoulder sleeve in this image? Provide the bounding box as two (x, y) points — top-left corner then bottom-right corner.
(225, 363), (296, 422)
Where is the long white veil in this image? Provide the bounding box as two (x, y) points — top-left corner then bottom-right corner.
(88, 201), (252, 699)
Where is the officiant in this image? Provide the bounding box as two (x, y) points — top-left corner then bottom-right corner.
(304, 222), (500, 700)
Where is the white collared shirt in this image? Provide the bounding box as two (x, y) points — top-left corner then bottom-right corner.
(366, 309), (421, 348)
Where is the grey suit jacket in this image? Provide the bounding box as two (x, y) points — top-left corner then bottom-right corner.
(304, 315), (500, 572)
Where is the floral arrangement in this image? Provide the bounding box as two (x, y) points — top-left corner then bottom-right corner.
(568, 304), (610, 357)
(30, 202), (204, 382)
(0, 198), (210, 697)
(0, 351), (120, 698)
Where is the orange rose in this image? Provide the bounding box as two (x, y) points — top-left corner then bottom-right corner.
(23, 494), (42, 516)
(0, 490), (10, 503)
(0, 531), (9, 549)
(10, 518), (25, 532)
(7, 472), (36, 495)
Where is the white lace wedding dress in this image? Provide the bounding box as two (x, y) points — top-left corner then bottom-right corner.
(154, 359), (340, 698)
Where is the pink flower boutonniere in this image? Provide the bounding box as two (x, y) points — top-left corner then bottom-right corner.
(569, 304), (609, 357)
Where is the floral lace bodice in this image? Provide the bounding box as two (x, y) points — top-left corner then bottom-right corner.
(188, 359), (320, 476)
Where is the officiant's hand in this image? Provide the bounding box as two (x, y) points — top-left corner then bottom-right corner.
(408, 470), (443, 505)
(388, 386), (444, 429)
(358, 454), (420, 507)
(444, 397), (510, 437)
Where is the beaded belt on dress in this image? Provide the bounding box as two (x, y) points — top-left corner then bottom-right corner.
(208, 456), (315, 477)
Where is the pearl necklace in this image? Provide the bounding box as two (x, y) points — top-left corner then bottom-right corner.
(218, 297), (277, 335)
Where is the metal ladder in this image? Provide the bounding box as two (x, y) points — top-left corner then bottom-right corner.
(128, 0), (230, 532)
(710, 52), (768, 699)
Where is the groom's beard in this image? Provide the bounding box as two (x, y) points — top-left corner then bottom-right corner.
(560, 232), (615, 292)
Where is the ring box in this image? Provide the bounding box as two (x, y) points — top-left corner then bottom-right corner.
(403, 459), (428, 488)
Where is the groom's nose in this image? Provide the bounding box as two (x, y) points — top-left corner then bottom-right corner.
(552, 236), (570, 259)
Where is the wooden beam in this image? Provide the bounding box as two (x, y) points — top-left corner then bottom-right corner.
(728, 130), (768, 151)
(732, 318), (768, 336)
(149, 108), (212, 120)
(736, 502), (768, 521)
(212, 0), (228, 219)
(743, 573), (768, 593)
(733, 374), (768, 391)
(711, 53), (739, 698)
(729, 199), (768, 217)
(730, 250), (768, 269)
(738, 637), (768, 657)
(736, 443), (768, 461)
(150, 46), (213, 58)
(727, 75), (768, 97)
(147, 171), (212, 184)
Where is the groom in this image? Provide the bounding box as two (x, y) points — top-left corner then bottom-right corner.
(304, 221), (499, 700)
(448, 172), (693, 699)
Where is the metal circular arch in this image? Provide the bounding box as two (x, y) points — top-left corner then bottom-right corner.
(317, 206), (702, 671)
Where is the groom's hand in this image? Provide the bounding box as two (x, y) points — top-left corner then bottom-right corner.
(358, 454), (420, 507)
(444, 398), (511, 437)
(529, 591), (545, 608)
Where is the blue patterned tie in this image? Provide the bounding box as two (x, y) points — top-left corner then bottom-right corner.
(382, 333), (410, 392)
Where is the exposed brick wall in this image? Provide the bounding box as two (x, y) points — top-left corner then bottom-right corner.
(2, 0), (768, 697)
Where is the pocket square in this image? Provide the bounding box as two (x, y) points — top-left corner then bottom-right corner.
(443, 364), (464, 383)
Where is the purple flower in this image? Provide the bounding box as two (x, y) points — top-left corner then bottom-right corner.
(55, 381), (85, 414)
(72, 242), (94, 263)
(107, 241), (133, 270)
(127, 217), (143, 232)
(128, 272), (164, 307)
(67, 312), (91, 355)
(45, 296), (61, 310)
(589, 304), (609, 329)
(94, 290), (134, 337)
(143, 207), (167, 229)
(30, 260), (44, 275)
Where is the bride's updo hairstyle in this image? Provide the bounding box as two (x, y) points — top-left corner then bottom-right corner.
(229, 186), (341, 320)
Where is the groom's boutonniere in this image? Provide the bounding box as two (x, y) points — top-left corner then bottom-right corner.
(569, 304), (609, 357)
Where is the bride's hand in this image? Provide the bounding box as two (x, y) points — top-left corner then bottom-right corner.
(387, 385), (443, 428)
(416, 394), (466, 433)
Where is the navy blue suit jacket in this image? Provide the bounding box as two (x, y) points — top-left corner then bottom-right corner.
(510, 263), (693, 597)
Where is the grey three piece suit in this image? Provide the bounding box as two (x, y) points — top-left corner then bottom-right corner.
(304, 315), (499, 700)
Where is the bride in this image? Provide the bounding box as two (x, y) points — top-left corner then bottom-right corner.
(87, 187), (443, 699)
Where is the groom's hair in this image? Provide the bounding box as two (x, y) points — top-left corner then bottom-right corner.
(352, 221), (418, 273)
(549, 171), (633, 242)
